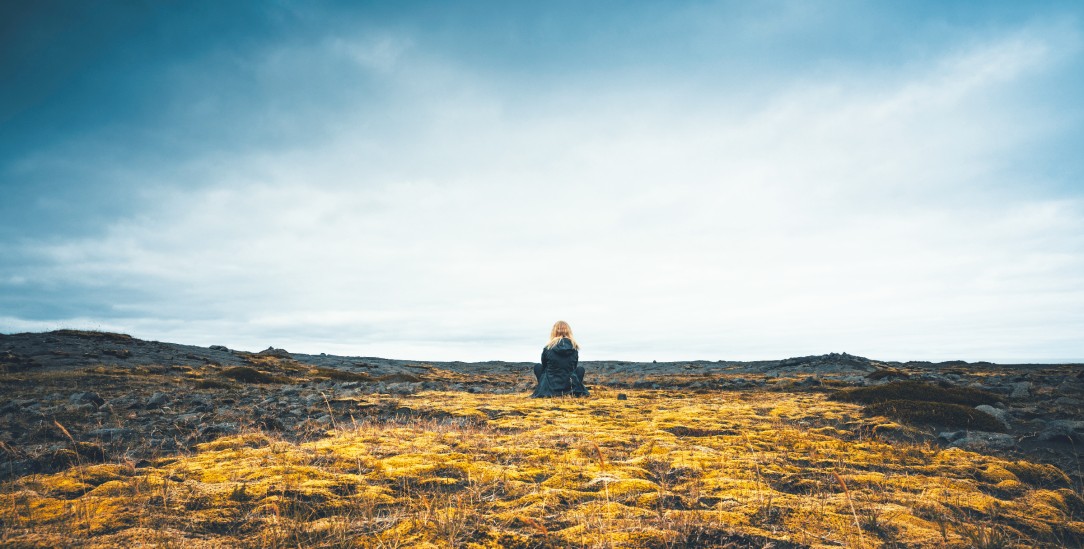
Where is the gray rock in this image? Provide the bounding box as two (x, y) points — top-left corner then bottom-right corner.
(176, 413), (204, 425)
(386, 382), (419, 395)
(938, 431), (966, 442)
(198, 422), (239, 437)
(209, 345), (230, 352)
(975, 405), (1011, 428)
(146, 392), (170, 408)
(258, 347), (291, 359)
(1058, 380), (1084, 393)
(70, 402), (96, 414)
(951, 431), (1015, 450)
(87, 428), (137, 441)
(1055, 396), (1082, 406)
(1038, 420), (1084, 443)
(1010, 381), (1032, 399)
(69, 392), (104, 406)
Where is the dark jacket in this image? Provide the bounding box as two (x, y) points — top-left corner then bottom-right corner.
(531, 338), (589, 398)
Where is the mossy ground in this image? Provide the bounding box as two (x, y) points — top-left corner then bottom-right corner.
(3, 388), (1083, 548)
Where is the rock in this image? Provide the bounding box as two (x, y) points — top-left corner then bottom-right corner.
(102, 348), (130, 359)
(951, 431), (1015, 450)
(1038, 420), (1084, 443)
(256, 415), (284, 431)
(146, 392), (170, 408)
(386, 382), (419, 395)
(198, 423), (239, 438)
(69, 392), (104, 407)
(975, 405), (1011, 428)
(209, 345), (230, 352)
(1010, 382), (1031, 399)
(258, 347), (292, 359)
(176, 413), (204, 426)
(1, 399), (36, 413)
(87, 428), (137, 441)
(938, 431), (966, 442)
(0, 351), (40, 372)
(1055, 396), (1082, 406)
(617, 393), (628, 400)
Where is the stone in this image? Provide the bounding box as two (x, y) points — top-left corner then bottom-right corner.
(69, 392), (104, 406)
(975, 405), (1011, 429)
(209, 345), (229, 352)
(176, 413), (204, 426)
(617, 393), (628, 400)
(1055, 396), (1082, 407)
(386, 382), (419, 395)
(198, 423), (239, 437)
(146, 392), (170, 408)
(87, 428), (137, 441)
(938, 431), (966, 442)
(258, 347), (291, 359)
(1010, 382), (1031, 399)
(951, 431), (1015, 450)
(1038, 420), (1084, 443)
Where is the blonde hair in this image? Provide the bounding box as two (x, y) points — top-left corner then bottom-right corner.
(546, 320), (580, 349)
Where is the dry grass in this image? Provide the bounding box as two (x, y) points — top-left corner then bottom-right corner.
(3, 388), (1083, 548)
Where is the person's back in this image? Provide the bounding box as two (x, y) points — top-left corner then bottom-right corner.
(532, 321), (589, 398)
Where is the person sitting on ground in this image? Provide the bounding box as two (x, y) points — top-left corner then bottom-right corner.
(531, 320), (589, 398)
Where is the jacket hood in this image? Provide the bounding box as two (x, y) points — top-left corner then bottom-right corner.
(548, 338), (577, 355)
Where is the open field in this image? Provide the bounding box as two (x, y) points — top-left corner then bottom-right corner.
(2, 331), (1083, 547)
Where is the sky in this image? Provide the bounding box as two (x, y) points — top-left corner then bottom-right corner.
(2, 1), (1083, 363)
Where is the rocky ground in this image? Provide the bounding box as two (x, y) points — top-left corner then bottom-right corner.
(2, 329), (1082, 488)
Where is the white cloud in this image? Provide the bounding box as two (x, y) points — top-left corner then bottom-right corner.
(8, 28), (1084, 362)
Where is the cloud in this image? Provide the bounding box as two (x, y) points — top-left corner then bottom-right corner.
(3, 16), (1084, 362)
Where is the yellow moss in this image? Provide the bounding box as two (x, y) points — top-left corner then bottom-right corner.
(85, 480), (133, 498)
(1003, 460), (1072, 488)
(4, 389), (1080, 548)
(994, 479), (1027, 495)
(195, 432), (272, 452)
(979, 464), (1019, 483)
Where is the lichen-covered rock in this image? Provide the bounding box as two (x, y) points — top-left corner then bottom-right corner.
(1039, 420), (1084, 443)
(951, 431), (1016, 450)
(975, 404), (1011, 428)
